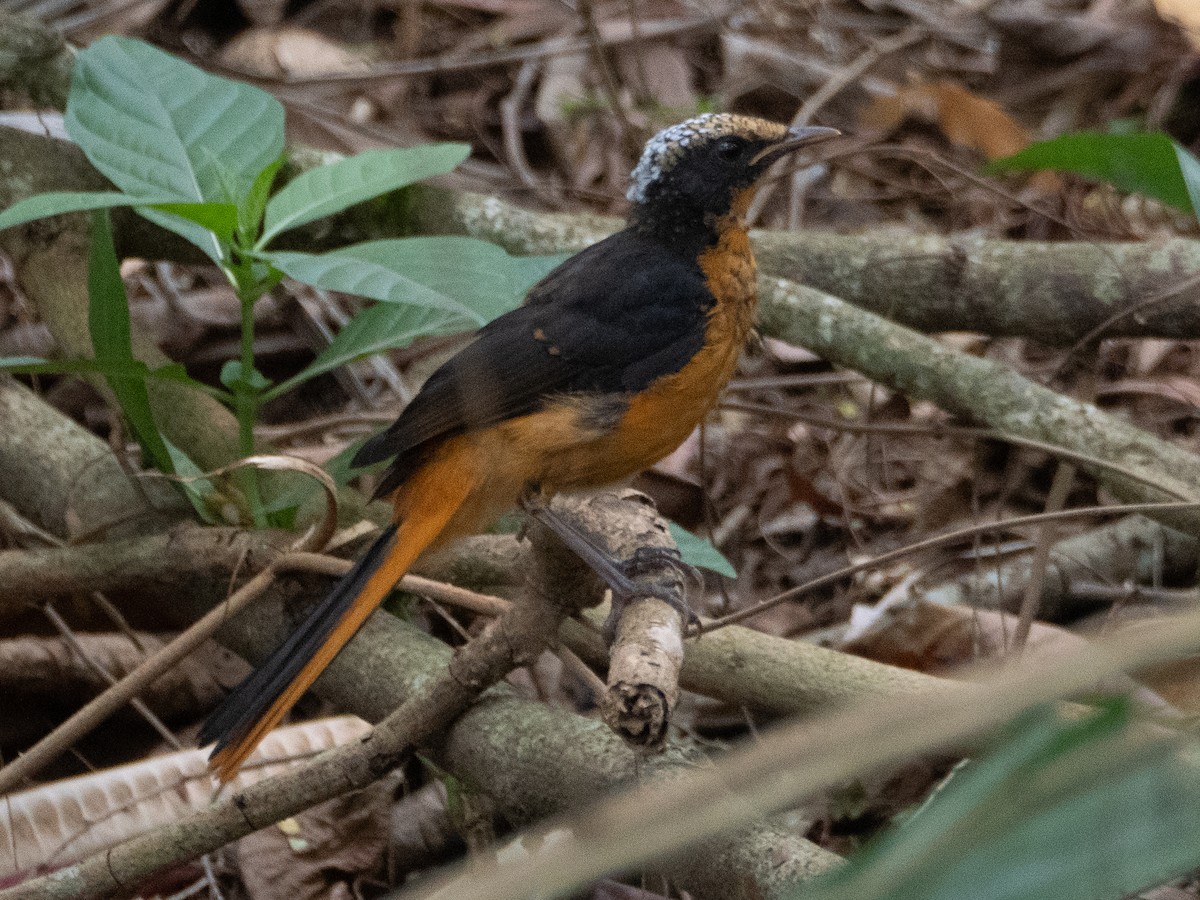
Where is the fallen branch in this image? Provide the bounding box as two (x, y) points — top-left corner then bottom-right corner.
(559, 491), (687, 752)
(3, 109), (1200, 346)
(924, 513), (1200, 620)
(0, 10), (72, 108)
(413, 185), (1200, 345)
(410, 600), (1200, 900)
(756, 276), (1200, 532)
(0, 521), (947, 720)
(0, 632), (232, 746)
(0, 375), (842, 899)
(0, 521), (595, 900)
(0, 559), (287, 794)
(2, 7), (1199, 348)
(0, 377), (185, 541)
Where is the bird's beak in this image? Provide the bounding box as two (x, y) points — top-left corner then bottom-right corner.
(751, 125), (841, 166)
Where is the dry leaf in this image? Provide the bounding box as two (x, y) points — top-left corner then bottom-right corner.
(843, 601), (1090, 672)
(0, 718), (369, 881)
(1153, 0), (1200, 48)
(219, 28), (373, 79)
(237, 781), (391, 900)
(1137, 655), (1200, 714)
(1099, 376), (1200, 411)
(862, 80), (1030, 160)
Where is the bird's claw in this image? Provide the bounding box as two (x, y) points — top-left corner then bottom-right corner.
(602, 546), (700, 638)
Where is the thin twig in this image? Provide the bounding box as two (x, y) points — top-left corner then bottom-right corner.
(412, 594), (1200, 900)
(705, 501), (1200, 631)
(0, 562), (286, 795)
(1012, 463), (1076, 651)
(499, 59), (543, 192)
(214, 16), (719, 85)
(1, 536), (589, 900)
(721, 399), (1196, 503)
(1053, 271), (1200, 382)
(747, 26), (924, 223)
(569, 0), (634, 148)
(41, 604), (182, 751)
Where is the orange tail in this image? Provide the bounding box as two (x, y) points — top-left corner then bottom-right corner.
(202, 448), (479, 782)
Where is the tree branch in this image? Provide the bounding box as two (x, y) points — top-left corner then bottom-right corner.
(0, 379), (843, 900)
(1, 515), (593, 900)
(756, 276), (1200, 532)
(5, 115), (1200, 345)
(412, 184), (1200, 345)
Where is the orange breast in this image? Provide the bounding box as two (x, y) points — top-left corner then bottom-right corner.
(532, 216), (759, 490)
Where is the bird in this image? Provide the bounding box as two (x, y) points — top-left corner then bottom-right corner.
(201, 113), (839, 781)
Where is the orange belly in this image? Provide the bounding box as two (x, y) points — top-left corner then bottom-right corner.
(409, 215), (758, 529)
(514, 218), (757, 491)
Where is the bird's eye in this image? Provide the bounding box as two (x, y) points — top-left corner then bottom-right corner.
(715, 137), (743, 161)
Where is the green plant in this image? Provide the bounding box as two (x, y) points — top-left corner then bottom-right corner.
(793, 700), (1200, 900)
(990, 128), (1200, 219)
(0, 36), (563, 525)
(0, 37), (737, 573)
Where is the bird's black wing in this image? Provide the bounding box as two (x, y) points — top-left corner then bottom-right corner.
(353, 228), (713, 489)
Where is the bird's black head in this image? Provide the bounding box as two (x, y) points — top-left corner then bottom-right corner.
(626, 113), (838, 248)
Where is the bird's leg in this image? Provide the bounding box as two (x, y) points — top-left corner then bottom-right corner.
(519, 494), (699, 638)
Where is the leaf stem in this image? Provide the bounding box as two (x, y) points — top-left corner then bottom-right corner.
(232, 265), (267, 527)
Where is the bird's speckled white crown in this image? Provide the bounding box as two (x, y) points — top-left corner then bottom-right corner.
(626, 113), (791, 203)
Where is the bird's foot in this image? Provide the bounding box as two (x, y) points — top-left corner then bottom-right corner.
(600, 545), (700, 638)
(520, 498), (698, 640)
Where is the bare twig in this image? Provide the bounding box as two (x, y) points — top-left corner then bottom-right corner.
(0, 560), (286, 795)
(0, 525), (597, 900)
(215, 16), (720, 85)
(408, 569), (1200, 900)
(1012, 463), (1076, 651)
(499, 59), (543, 192)
(757, 277), (1200, 529)
(570, 0), (634, 147)
(708, 501), (1200, 631)
(746, 25), (925, 223)
(40, 604), (182, 751)
(0, 348), (848, 899)
(0, 535), (520, 796)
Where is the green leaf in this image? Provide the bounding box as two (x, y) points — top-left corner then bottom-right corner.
(219, 359), (271, 393)
(266, 237), (561, 324)
(796, 701), (1200, 900)
(989, 131), (1199, 214)
(1173, 143), (1200, 221)
(668, 522), (736, 577)
(0, 191), (174, 231)
(261, 239), (565, 400)
(66, 36), (284, 203)
(325, 437), (378, 486)
(0, 355), (224, 401)
(259, 144), (470, 247)
(510, 250), (571, 295)
(65, 36), (284, 261)
(163, 438), (220, 524)
(140, 206), (229, 264)
(148, 201), (239, 243)
(265, 299), (461, 401)
(87, 210), (173, 475)
(239, 154), (286, 246)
